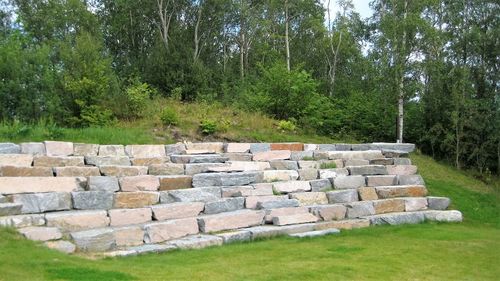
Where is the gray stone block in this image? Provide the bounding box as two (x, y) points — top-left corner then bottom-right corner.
(370, 143), (415, 153)
(309, 179), (333, 192)
(398, 175), (425, 185)
(289, 228), (340, 238)
(0, 143), (20, 154)
(160, 187), (221, 203)
(0, 194), (7, 203)
(344, 159), (369, 166)
(290, 151), (314, 161)
(165, 143), (186, 155)
(216, 230), (252, 244)
(333, 176), (366, 189)
(317, 144), (336, 151)
(257, 199), (300, 209)
(427, 197), (451, 210)
(168, 235), (223, 250)
(369, 158), (394, 165)
(204, 197), (245, 214)
(346, 202), (375, 218)
(348, 165), (387, 176)
(394, 158), (411, 165)
(192, 172), (263, 187)
(71, 228), (115, 252)
(11, 192), (72, 214)
(20, 142), (46, 155)
(269, 160), (298, 170)
(326, 190), (359, 203)
(88, 176), (120, 192)
(350, 144), (371, 151)
(85, 156), (131, 166)
(298, 169), (318, 181)
(423, 210), (462, 222)
(368, 212), (425, 225)
(366, 175), (398, 187)
(0, 203), (23, 216)
(250, 143), (270, 153)
(72, 191), (114, 210)
(185, 163), (227, 175)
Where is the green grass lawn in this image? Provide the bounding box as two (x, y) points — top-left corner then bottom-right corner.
(0, 153), (498, 280)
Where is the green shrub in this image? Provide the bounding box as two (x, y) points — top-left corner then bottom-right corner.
(200, 119), (217, 135)
(171, 87), (183, 101)
(160, 107), (179, 126)
(302, 156), (315, 161)
(320, 162), (337, 169)
(125, 82), (156, 118)
(278, 120), (296, 132)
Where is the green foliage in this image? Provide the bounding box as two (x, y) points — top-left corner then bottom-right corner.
(160, 107), (179, 126)
(199, 119), (218, 135)
(124, 81), (156, 119)
(277, 120), (297, 132)
(320, 162), (337, 169)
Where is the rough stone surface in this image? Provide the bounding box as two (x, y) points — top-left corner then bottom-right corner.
(151, 202), (205, 220)
(160, 187), (221, 203)
(20, 142), (46, 155)
(204, 197), (245, 214)
(366, 175), (397, 187)
(18, 226), (62, 241)
(33, 156), (84, 167)
(346, 202), (375, 218)
(131, 157), (169, 166)
(0, 194), (6, 203)
(398, 175), (425, 185)
(0, 143), (20, 154)
(369, 158), (394, 165)
(358, 187), (379, 201)
(216, 230), (252, 244)
(264, 207), (309, 223)
(73, 143), (99, 156)
(172, 154), (228, 164)
(185, 142), (224, 154)
(184, 163), (227, 175)
(272, 213), (318, 226)
(192, 172), (262, 187)
(270, 143), (303, 151)
(0, 177), (85, 194)
(72, 191), (114, 210)
(317, 144), (336, 151)
(319, 168), (349, 179)
(376, 185), (428, 198)
(290, 151), (314, 161)
(168, 235), (223, 250)
(88, 176), (120, 192)
(46, 210), (110, 232)
(113, 226), (144, 247)
(253, 150), (291, 161)
(309, 179), (333, 192)
(289, 228), (340, 238)
(144, 218), (199, 243)
(125, 145), (166, 158)
(0, 154), (33, 166)
(298, 161), (320, 169)
(100, 166), (148, 177)
(326, 190), (359, 203)
(348, 165), (387, 176)
(393, 158), (412, 165)
(120, 175), (160, 192)
(368, 212), (425, 225)
(333, 176), (366, 189)
(222, 153), (253, 161)
(108, 208), (152, 226)
(54, 166), (100, 177)
(85, 156), (131, 166)
(165, 143), (186, 155)
(373, 199), (405, 214)
(225, 143), (251, 153)
(250, 143), (270, 153)
(113, 192), (159, 208)
(0, 214), (45, 228)
(404, 197), (428, 211)
(370, 143), (415, 153)
(44, 240), (76, 254)
(245, 195), (288, 209)
(222, 183), (273, 197)
(423, 210), (462, 222)
(216, 161), (271, 172)
(11, 192), (71, 213)
(159, 175), (192, 191)
(309, 205), (347, 221)
(71, 228), (115, 252)
(289, 192), (328, 206)
(273, 181), (311, 194)
(99, 145), (125, 156)
(298, 169), (318, 180)
(0, 166), (53, 177)
(269, 160), (298, 170)
(45, 141), (73, 156)
(344, 159), (370, 166)
(149, 163), (185, 175)
(427, 197), (451, 210)
(386, 165), (418, 175)
(327, 150), (384, 160)
(257, 199), (300, 209)
(263, 170), (299, 182)
(198, 210), (265, 233)
(0, 203), (23, 216)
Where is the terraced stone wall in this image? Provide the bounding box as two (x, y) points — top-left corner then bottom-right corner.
(0, 141), (462, 256)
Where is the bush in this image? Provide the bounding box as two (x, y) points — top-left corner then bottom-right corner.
(160, 107), (179, 126)
(199, 119), (217, 135)
(320, 162), (337, 169)
(125, 82), (156, 118)
(278, 120), (296, 132)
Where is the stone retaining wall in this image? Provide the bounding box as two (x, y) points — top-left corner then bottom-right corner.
(0, 141), (461, 256)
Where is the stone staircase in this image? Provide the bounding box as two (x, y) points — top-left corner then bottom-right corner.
(0, 141), (462, 257)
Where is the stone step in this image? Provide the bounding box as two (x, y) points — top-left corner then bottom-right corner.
(375, 185), (428, 199)
(289, 228), (340, 238)
(198, 209), (265, 233)
(365, 210), (462, 225)
(0, 177), (86, 194)
(0, 202), (23, 216)
(272, 213), (319, 226)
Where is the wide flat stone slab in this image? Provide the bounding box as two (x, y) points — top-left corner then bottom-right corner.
(204, 197), (245, 214)
(272, 213), (319, 226)
(222, 183), (273, 197)
(253, 150), (291, 161)
(44, 141), (73, 156)
(120, 175), (160, 192)
(113, 192), (159, 208)
(263, 170), (299, 182)
(149, 163), (185, 175)
(0, 203), (23, 216)
(113, 226), (144, 247)
(100, 166), (148, 177)
(125, 145), (166, 158)
(0, 166), (53, 177)
(160, 187), (221, 203)
(198, 210), (265, 233)
(0, 154), (33, 166)
(18, 226), (62, 241)
(72, 191), (114, 210)
(257, 199), (300, 209)
(0, 214), (45, 228)
(168, 235), (223, 250)
(33, 156), (85, 167)
(88, 176), (120, 192)
(373, 199), (405, 214)
(289, 192), (328, 206)
(73, 143), (99, 156)
(46, 210), (110, 232)
(108, 208), (152, 226)
(0, 177), (85, 194)
(333, 176), (366, 189)
(144, 218), (199, 243)
(375, 185), (428, 198)
(309, 205), (346, 221)
(347, 165), (387, 176)
(215, 230), (252, 244)
(192, 172), (263, 187)
(327, 150), (384, 160)
(0, 143), (20, 154)
(85, 156), (131, 166)
(366, 175), (397, 187)
(159, 175), (192, 191)
(71, 228), (115, 252)
(367, 212), (425, 225)
(11, 192), (72, 213)
(264, 206), (309, 223)
(245, 195), (288, 209)
(319, 168), (349, 179)
(54, 167), (100, 177)
(273, 181), (311, 194)
(99, 145), (126, 156)
(151, 202), (205, 221)
(423, 210), (462, 222)
(386, 165), (418, 175)
(289, 228), (340, 238)
(326, 190), (359, 204)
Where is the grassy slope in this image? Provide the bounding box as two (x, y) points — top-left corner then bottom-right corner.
(0, 154), (498, 280)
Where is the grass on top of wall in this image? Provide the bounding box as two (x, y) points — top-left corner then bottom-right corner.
(0, 152), (499, 280)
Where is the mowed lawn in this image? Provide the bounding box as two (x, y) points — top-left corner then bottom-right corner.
(0, 154), (499, 281)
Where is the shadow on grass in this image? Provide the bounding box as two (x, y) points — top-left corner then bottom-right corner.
(45, 267), (136, 281)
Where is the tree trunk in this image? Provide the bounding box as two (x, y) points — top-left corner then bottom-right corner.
(193, 2), (203, 63)
(396, 0), (408, 143)
(156, 0), (174, 50)
(285, 0), (290, 72)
